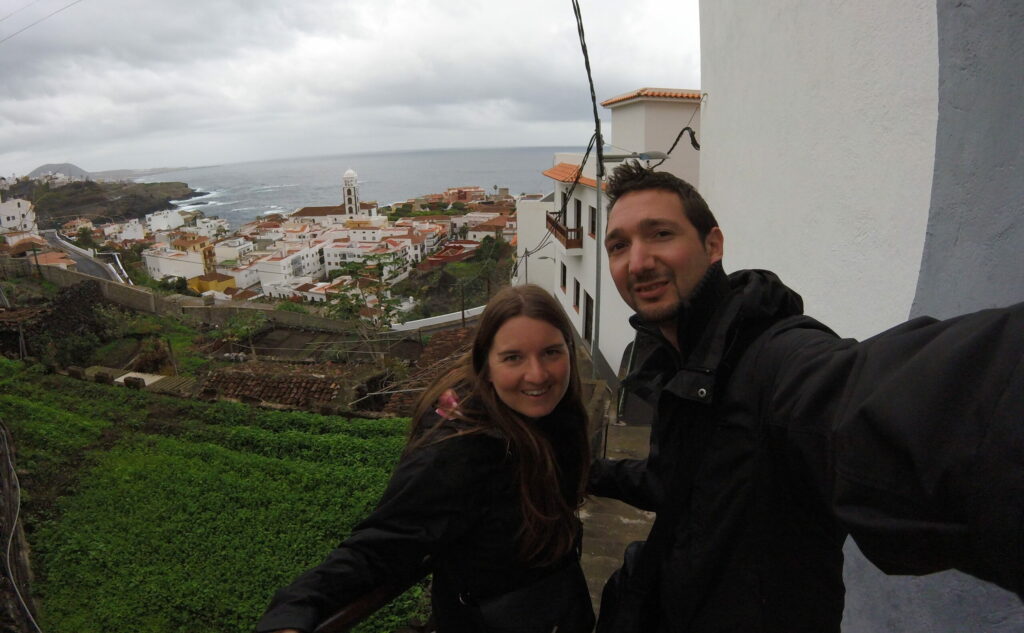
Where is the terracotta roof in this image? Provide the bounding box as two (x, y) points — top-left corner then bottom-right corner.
(601, 87), (702, 108)
(197, 272), (233, 282)
(35, 251), (75, 266)
(542, 163), (602, 190)
(293, 206), (346, 217)
(294, 283), (315, 292)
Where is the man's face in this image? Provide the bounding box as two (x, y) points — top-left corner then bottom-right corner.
(605, 189), (723, 329)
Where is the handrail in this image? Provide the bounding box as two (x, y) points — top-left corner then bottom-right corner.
(313, 582), (414, 633)
(313, 563), (430, 633)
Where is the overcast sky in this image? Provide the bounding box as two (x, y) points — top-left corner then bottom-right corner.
(0, 0), (700, 175)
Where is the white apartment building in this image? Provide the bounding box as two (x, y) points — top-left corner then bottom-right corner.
(182, 217), (230, 238)
(528, 88), (702, 381)
(513, 192), (557, 288)
(214, 237), (255, 265)
(0, 198), (36, 234)
(450, 211), (502, 232)
(217, 260), (260, 289)
(99, 219), (144, 243)
(146, 209), (186, 232)
(322, 239), (410, 281)
(143, 245), (206, 280)
(255, 244), (325, 288)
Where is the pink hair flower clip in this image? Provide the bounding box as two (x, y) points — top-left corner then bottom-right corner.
(435, 388), (461, 420)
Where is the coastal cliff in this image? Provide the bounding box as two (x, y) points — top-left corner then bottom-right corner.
(6, 179), (201, 229)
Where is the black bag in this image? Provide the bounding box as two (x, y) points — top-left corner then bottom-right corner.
(595, 541), (657, 633)
(463, 558), (595, 633)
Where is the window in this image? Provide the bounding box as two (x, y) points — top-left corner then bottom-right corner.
(588, 205), (597, 237)
(573, 279), (580, 310)
(574, 199), (582, 229)
(584, 292), (594, 342)
(560, 262), (567, 291)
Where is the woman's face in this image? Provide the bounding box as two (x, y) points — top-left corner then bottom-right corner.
(486, 315), (571, 420)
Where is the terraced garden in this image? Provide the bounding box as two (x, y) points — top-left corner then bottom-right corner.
(0, 358), (428, 633)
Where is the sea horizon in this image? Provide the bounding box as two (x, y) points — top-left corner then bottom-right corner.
(133, 145), (582, 229)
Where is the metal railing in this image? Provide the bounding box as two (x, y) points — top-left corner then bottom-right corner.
(545, 213), (583, 250)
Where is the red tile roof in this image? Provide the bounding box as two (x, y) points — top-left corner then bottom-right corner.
(293, 206), (346, 217)
(542, 163), (603, 190)
(197, 272), (233, 282)
(601, 87), (702, 108)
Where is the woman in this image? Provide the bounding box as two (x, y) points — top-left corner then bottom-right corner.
(256, 284), (594, 633)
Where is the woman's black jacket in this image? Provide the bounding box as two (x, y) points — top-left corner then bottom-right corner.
(256, 414), (587, 633)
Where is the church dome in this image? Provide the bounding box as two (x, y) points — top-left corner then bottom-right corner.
(344, 168), (357, 179)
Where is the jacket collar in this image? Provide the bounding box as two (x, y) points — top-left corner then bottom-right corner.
(624, 264), (804, 405)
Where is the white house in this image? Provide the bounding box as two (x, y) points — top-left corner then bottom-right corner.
(0, 198), (36, 234)
(146, 209), (186, 232)
(217, 260), (260, 289)
(513, 192), (557, 289)
(184, 217), (230, 238)
(532, 88), (702, 380)
(142, 245), (206, 281)
(254, 243), (325, 289)
(214, 237), (255, 265)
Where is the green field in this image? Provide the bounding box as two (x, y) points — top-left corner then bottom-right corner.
(0, 358), (427, 633)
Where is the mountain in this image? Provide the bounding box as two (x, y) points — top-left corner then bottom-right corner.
(27, 163), (91, 179)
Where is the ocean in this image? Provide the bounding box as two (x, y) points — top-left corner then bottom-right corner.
(135, 146), (580, 228)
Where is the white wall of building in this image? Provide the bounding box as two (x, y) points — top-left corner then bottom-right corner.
(700, 1), (938, 340)
(0, 198), (36, 233)
(143, 247), (205, 280)
(514, 194), (557, 293)
(608, 99), (701, 187)
(118, 219), (145, 242)
(146, 209), (187, 232)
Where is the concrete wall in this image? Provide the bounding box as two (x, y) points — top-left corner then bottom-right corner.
(700, 0), (937, 340)
(911, 0), (1024, 319)
(513, 195), (557, 293)
(699, 1), (1024, 630)
(608, 100), (701, 188)
(0, 257), (363, 334)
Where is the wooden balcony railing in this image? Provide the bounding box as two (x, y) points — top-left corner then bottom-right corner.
(546, 212), (583, 252)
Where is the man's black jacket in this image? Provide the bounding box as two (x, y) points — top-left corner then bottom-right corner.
(590, 264), (1024, 633)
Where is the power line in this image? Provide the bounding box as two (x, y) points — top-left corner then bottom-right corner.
(0, 0), (86, 47)
(0, 0), (46, 23)
(571, 0), (605, 173)
(651, 93), (706, 169)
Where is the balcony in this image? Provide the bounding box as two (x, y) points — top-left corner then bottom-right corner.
(546, 212), (583, 256)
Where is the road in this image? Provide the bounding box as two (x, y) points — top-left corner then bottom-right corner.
(41, 230), (119, 281)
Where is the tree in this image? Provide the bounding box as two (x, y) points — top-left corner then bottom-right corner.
(75, 226), (98, 250)
(216, 311), (268, 360)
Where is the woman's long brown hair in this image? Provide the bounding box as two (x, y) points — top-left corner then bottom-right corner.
(408, 284), (590, 566)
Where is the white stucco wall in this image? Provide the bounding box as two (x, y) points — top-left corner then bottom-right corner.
(608, 100), (701, 188)
(699, 0), (938, 339)
(514, 195), (557, 293)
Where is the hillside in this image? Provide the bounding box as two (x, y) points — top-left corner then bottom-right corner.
(26, 163), (91, 179)
(0, 359), (428, 633)
(7, 179), (200, 229)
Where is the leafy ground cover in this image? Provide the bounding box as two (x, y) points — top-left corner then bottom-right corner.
(0, 358), (426, 633)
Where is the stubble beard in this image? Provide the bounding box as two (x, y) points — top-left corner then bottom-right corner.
(629, 270), (683, 326)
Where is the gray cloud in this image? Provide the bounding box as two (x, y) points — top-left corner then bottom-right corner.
(0, 0), (700, 174)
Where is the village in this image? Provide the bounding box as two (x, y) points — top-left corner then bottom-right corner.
(0, 168), (525, 321)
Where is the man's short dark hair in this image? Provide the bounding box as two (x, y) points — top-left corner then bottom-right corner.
(606, 160), (719, 240)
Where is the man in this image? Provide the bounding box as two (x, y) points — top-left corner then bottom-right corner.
(589, 161), (1023, 633)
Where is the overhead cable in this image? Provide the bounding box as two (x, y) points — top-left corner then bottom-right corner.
(0, 0), (86, 47)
